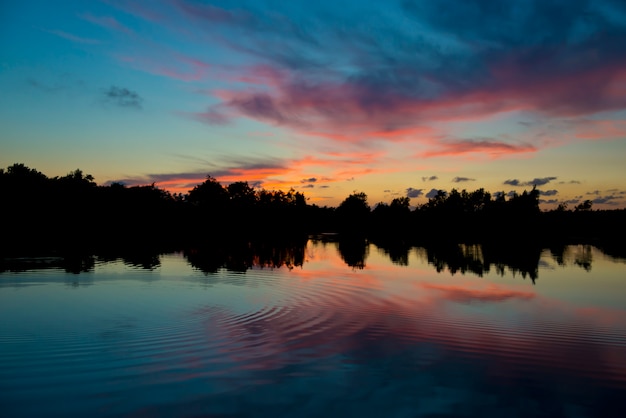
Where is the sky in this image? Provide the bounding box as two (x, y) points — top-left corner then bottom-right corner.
(1, 0), (626, 209)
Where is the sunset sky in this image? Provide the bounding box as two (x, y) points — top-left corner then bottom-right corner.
(2, 0), (626, 208)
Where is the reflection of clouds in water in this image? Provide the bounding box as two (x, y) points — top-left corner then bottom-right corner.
(420, 282), (535, 304)
(184, 267), (626, 392)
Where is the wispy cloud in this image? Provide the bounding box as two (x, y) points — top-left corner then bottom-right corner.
(81, 12), (133, 35)
(422, 139), (536, 158)
(42, 28), (101, 44)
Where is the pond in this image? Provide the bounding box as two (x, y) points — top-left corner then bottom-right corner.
(1, 240), (625, 417)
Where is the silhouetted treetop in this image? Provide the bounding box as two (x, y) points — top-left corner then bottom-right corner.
(187, 175), (228, 207)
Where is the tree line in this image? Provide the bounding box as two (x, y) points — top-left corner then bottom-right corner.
(1, 163), (624, 254)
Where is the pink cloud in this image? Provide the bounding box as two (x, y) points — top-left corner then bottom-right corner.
(114, 0), (626, 160)
(195, 65), (545, 152)
(421, 139), (537, 158)
(573, 119), (626, 140)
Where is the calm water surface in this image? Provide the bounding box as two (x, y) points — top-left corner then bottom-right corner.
(1, 241), (625, 417)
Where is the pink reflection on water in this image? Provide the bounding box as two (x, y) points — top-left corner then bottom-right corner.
(184, 271), (626, 387)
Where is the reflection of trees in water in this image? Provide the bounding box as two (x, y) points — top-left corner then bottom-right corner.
(0, 255), (95, 274)
(375, 240), (411, 266)
(371, 241), (546, 283)
(427, 243), (493, 276)
(184, 239), (306, 274)
(0, 240), (609, 282)
(549, 244), (594, 271)
(337, 238), (369, 269)
(97, 252), (162, 270)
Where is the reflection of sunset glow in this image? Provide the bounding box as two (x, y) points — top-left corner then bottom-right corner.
(194, 274), (626, 385)
(178, 242), (626, 388)
(420, 282), (535, 303)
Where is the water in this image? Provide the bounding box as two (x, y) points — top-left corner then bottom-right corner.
(1, 241), (625, 417)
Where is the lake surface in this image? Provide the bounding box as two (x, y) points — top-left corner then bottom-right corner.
(1, 241), (625, 417)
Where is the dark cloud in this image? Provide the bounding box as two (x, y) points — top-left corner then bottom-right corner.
(426, 188), (444, 199)
(103, 86), (143, 108)
(538, 189), (558, 196)
(452, 176), (475, 183)
(301, 184), (315, 188)
(592, 195), (621, 205)
(539, 199), (559, 204)
(422, 176), (438, 182)
(406, 187), (423, 198)
(319, 185), (330, 189)
(105, 170), (206, 190)
(529, 177), (557, 186)
(107, 157), (288, 189)
(400, 0), (626, 116)
(300, 177), (317, 183)
(504, 177), (557, 187)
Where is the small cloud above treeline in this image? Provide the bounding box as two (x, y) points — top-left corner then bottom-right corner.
(452, 177), (475, 183)
(406, 187), (423, 198)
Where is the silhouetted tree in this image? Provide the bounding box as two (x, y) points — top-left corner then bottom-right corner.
(227, 181), (257, 208)
(336, 192), (370, 234)
(337, 237), (368, 269)
(188, 175), (228, 208)
(575, 200), (593, 212)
